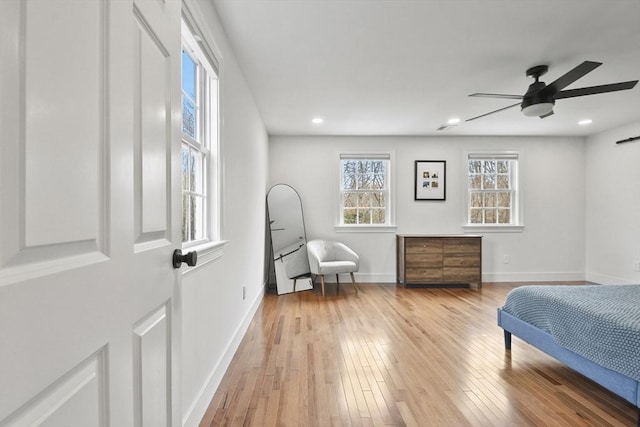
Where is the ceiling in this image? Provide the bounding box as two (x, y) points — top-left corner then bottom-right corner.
(211, 0), (640, 137)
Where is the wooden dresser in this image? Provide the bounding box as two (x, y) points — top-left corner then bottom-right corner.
(396, 235), (482, 289)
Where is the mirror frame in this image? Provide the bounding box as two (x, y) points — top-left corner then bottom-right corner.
(266, 184), (313, 294)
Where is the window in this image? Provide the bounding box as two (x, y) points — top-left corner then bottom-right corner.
(338, 153), (394, 227)
(181, 21), (219, 245)
(466, 152), (521, 229)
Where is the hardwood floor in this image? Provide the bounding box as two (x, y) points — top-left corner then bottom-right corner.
(199, 283), (637, 426)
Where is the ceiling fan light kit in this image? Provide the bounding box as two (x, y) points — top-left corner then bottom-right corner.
(522, 102), (554, 117)
(521, 65), (555, 117)
(466, 61), (638, 122)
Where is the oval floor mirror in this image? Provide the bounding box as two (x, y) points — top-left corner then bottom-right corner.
(266, 184), (313, 295)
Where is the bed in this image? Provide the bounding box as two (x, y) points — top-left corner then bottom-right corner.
(497, 284), (640, 425)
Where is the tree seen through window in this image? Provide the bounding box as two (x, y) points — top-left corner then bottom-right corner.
(341, 159), (387, 225)
(468, 158), (515, 225)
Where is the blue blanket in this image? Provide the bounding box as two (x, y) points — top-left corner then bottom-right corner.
(502, 284), (640, 381)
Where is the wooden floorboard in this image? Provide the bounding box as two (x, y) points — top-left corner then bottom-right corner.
(199, 282), (637, 426)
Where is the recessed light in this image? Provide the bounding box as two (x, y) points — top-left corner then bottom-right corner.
(578, 119), (592, 126)
(448, 117), (461, 125)
(311, 117), (324, 124)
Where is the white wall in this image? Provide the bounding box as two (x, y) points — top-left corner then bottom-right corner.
(585, 121), (640, 284)
(180, 1), (269, 425)
(269, 135), (586, 283)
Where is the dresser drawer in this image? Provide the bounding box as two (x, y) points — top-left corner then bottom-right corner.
(443, 254), (480, 268)
(406, 253), (443, 268)
(443, 268), (481, 283)
(406, 268), (443, 282)
(443, 238), (481, 254)
(405, 238), (443, 254)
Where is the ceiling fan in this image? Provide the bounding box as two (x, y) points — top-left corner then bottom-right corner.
(466, 61), (638, 122)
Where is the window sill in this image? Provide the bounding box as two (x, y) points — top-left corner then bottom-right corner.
(181, 240), (227, 275)
(335, 224), (398, 233)
(463, 225), (525, 233)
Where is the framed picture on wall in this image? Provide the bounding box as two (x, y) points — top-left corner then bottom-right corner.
(415, 160), (446, 201)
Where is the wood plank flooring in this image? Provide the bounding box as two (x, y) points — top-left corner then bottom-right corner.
(199, 282), (637, 426)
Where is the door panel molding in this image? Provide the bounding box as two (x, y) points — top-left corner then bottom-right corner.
(1, 347), (108, 427)
(21, 0), (107, 249)
(0, 250), (109, 288)
(133, 302), (171, 427)
(0, 0), (109, 286)
(133, 9), (172, 251)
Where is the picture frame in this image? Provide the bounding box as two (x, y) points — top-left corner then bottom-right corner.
(415, 160), (446, 201)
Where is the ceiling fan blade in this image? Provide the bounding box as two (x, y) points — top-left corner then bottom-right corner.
(555, 81), (638, 99)
(465, 102), (521, 122)
(540, 110), (554, 119)
(469, 93), (523, 100)
(539, 61), (602, 96)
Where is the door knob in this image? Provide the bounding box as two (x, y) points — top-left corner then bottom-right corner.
(173, 249), (197, 268)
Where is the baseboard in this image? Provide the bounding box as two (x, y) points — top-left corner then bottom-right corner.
(343, 272), (587, 284)
(585, 272), (638, 285)
(482, 271), (586, 282)
(322, 272), (396, 283)
(320, 271), (591, 284)
(181, 284), (265, 427)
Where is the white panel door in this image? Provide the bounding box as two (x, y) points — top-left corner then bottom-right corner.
(0, 1), (182, 426)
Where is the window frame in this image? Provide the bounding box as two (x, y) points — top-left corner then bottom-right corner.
(181, 15), (225, 259)
(335, 151), (397, 233)
(463, 151), (524, 233)
(181, 46), (208, 246)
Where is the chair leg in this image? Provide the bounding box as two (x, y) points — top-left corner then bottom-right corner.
(320, 275), (326, 297)
(336, 274), (340, 294)
(350, 272), (359, 294)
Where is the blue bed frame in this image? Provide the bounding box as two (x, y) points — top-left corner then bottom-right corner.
(497, 308), (640, 425)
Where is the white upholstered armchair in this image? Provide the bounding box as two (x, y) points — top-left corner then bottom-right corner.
(306, 240), (360, 297)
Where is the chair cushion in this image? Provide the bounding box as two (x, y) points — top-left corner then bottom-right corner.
(307, 239), (359, 275)
(317, 260), (357, 275)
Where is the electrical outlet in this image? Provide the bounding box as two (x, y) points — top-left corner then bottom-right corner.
(634, 261), (640, 272)
(503, 254), (510, 264)
(242, 285), (246, 300)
